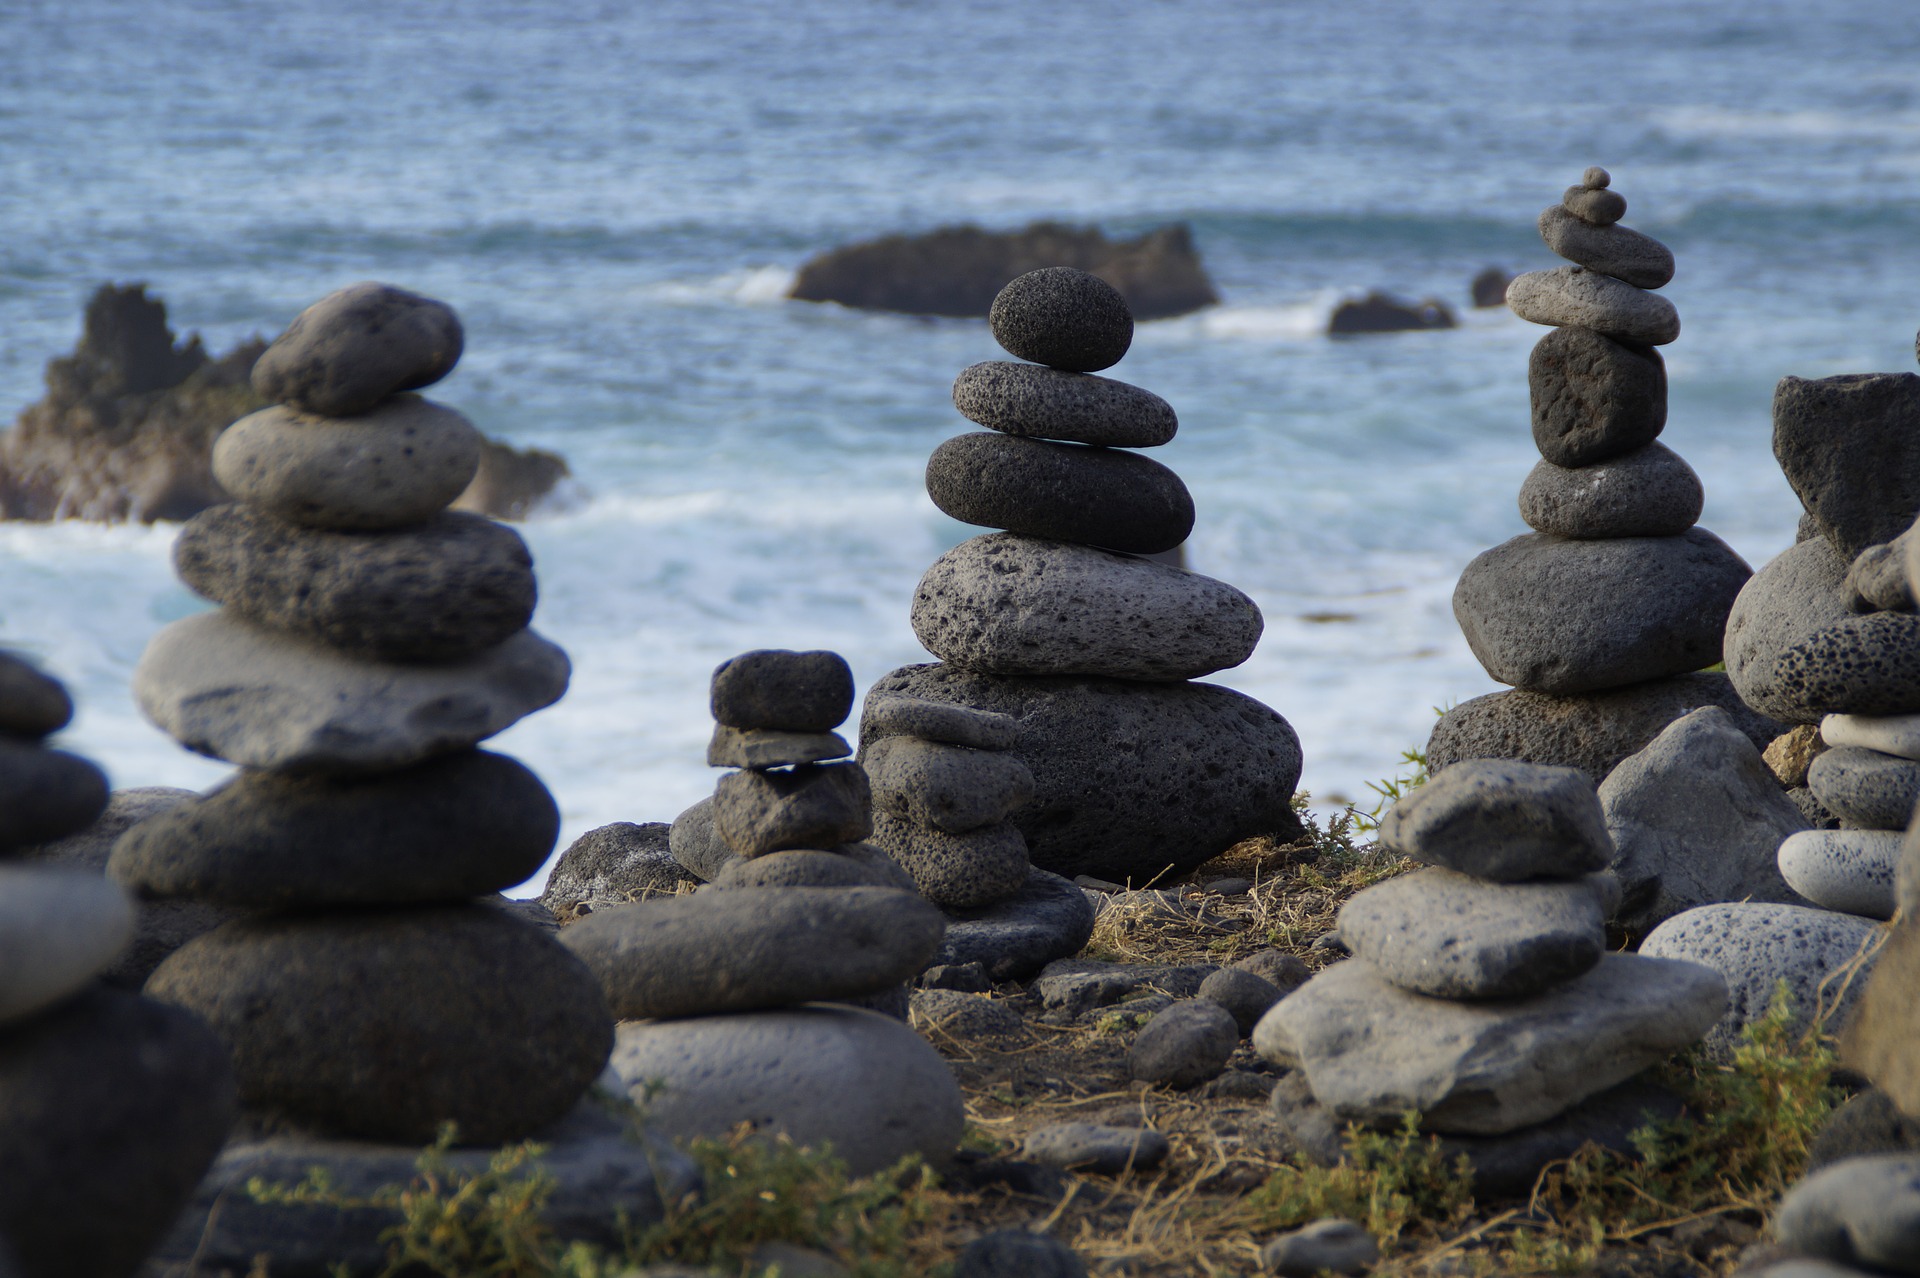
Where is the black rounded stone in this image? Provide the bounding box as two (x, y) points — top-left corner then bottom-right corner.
(108, 750), (558, 907)
(251, 282), (463, 417)
(951, 361), (1176, 447)
(1517, 442), (1702, 538)
(988, 268), (1133, 372)
(146, 904), (612, 1145)
(710, 649), (854, 732)
(0, 652), (72, 738)
(174, 505), (536, 663)
(925, 432), (1193, 555)
(0, 740), (108, 853)
(1529, 325), (1666, 467)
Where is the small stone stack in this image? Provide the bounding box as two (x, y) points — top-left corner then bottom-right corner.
(110, 282), (611, 1147)
(1776, 710), (1919, 921)
(0, 653), (236, 1278)
(1254, 759), (1727, 1189)
(1432, 168), (1769, 781)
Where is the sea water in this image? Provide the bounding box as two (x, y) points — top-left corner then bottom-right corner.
(3, 0), (1919, 885)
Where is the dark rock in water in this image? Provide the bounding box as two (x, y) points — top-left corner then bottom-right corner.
(146, 904), (612, 1144)
(1517, 442), (1701, 539)
(251, 281), (463, 417)
(668, 795), (736, 881)
(935, 867), (1096, 980)
(1726, 536), (1856, 724)
(710, 648), (854, 732)
(1327, 291), (1455, 335)
(0, 987), (236, 1278)
(1529, 325), (1667, 467)
(1426, 672), (1785, 784)
(988, 267), (1133, 373)
(865, 662), (1302, 882)
(0, 651), (73, 738)
(788, 220), (1217, 320)
(712, 762), (872, 857)
(1775, 372), (1920, 558)
(541, 821), (696, 921)
(174, 505), (537, 661)
(0, 739), (108, 851)
(951, 361), (1176, 448)
(925, 432), (1193, 554)
(1470, 267), (1512, 308)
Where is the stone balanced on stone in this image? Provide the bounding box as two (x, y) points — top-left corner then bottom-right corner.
(862, 266), (1304, 911)
(1431, 168), (1770, 782)
(1253, 758), (1727, 1190)
(110, 283), (612, 1149)
(0, 652), (237, 1278)
(562, 649), (968, 1176)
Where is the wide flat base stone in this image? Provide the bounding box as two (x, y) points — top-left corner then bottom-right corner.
(935, 867), (1096, 981)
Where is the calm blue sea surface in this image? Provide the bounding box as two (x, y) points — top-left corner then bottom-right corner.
(3, 0), (1918, 881)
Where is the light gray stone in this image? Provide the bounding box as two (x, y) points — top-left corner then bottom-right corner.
(864, 735), (1035, 833)
(711, 844), (917, 893)
(1376, 757), (1612, 881)
(711, 762), (871, 857)
(1599, 707), (1809, 931)
(1563, 185), (1626, 225)
(133, 612), (569, 773)
(1808, 746), (1920, 829)
(911, 533), (1263, 681)
(1518, 443), (1701, 539)
(868, 812), (1030, 908)
(607, 1007), (966, 1175)
(706, 726), (850, 769)
(1508, 265), (1679, 345)
(667, 796), (735, 881)
(952, 361), (1176, 448)
(1197, 966), (1284, 1035)
(1022, 1123), (1169, 1175)
(0, 865), (133, 1025)
(1825, 713), (1920, 760)
(1252, 953), (1727, 1135)
(1778, 830), (1901, 920)
(860, 693), (1019, 751)
(1260, 1218), (1380, 1277)
(1727, 537), (1860, 724)
(935, 867), (1097, 980)
(250, 281), (462, 417)
(212, 397), (482, 530)
(1775, 1153), (1920, 1276)
(1537, 206), (1675, 289)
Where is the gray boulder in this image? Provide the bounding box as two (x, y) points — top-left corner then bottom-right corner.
(710, 649), (853, 733)
(952, 361), (1176, 448)
(1808, 746), (1920, 829)
(935, 866), (1097, 980)
(667, 796), (735, 881)
(1376, 757), (1612, 881)
(1774, 372), (1920, 558)
(868, 812), (1031, 907)
(711, 762), (872, 857)
(250, 281), (462, 417)
(1774, 1153), (1920, 1276)
(540, 821), (697, 921)
(864, 734), (1034, 833)
(1527, 325), (1666, 467)
(1507, 266), (1680, 345)
(1126, 998), (1238, 1088)
(1536, 206), (1675, 289)
(1778, 829), (1901, 919)
(1726, 536), (1859, 723)
(1022, 1123), (1169, 1175)
(925, 432), (1193, 555)
(1517, 443), (1701, 539)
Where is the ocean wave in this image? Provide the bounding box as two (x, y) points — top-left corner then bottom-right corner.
(1656, 106), (1920, 144)
(634, 264), (798, 307)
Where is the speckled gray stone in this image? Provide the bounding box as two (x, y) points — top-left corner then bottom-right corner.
(925, 432), (1193, 555)
(1538, 206), (1674, 289)
(1508, 266), (1680, 345)
(1769, 613), (1920, 717)
(710, 650), (853, 732)
(251, 282), (463, 417)
(1726, 537), (1857, 724)
(1023, 1123), (1170, 1175)
(1778, 830), (1901, 920)
(1774, 1153), (1920, 1275)
(951, 361), (1176, 447)
(1376, 758), (1613, 881)
(1807, 746), (1920, 829)
(539, 822), (698, 920)
(711, 762), (871, 857)
(863, 735), (1034, 833)
(911, 534), (1262, 681)
(989, 268), (1132, 372)
(1774, 372), (1920, 558)
(1518, 443), (1701, 539)
(667, 796), (735, 881)
(1528, 326), (1667, 467)
(868, 811), (1030, 908)
(860, 693), (1019, 751)
(0, 651), (73, 738)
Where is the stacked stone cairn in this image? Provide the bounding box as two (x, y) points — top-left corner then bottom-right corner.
(0, 653), (236, 1278)
(562, 649), (968, 1176)
(1431, 168), (1770, 782)
(1253, 758), (1728, 1191)
(860, 267), (1302, 975)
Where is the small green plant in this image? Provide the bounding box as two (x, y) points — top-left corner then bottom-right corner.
(1353, 746), (1430, 834)
(1235, 1112), (1475, 1245)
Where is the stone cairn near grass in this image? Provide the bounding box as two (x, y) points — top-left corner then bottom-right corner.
(1253, 758), (1728, 1193)
(859, 266), (1303, 977)
(1429, 167), (1771, 781)
(562, 649), (968, 1176)
(0, 653), (237, 1278)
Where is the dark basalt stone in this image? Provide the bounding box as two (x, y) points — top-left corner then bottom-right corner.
(925, 432), (1193, 555)
(710, 649), (854, 732)
(1774, 372), (1920, 558)
(251, 282), (463, 417)
(1529, 325), (1666, 467)
(988, 267), (1133, 372)
(951, 361), (1176, 448)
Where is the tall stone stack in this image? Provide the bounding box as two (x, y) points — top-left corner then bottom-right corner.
(862, 267), (1303, 949)
(0, 653), (236, 1278)
(109, 283), (612, 1147)
(1430, 168), (1772, 781)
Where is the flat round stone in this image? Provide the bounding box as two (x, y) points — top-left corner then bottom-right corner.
(0, 865), (135, 1025)
(1538, 206), (1674, 289)
(0, 651), (73, 737)
(174, 505), (535, 662)
(1508, 267), (1680, 346)
(1807, 746), (1920, 829)
(951, 361), (1176, 447)
(859, 692), (1019, 751)
(1529, 325), (1667, 467)
(933, 866), (1097, 980)
(710, 649), (853, 732)
(706, 726), (850, 769)
(864, 735), (1034, 833)
(1518, 443), (1701, 538)
(925, 433), (1193, 555)
(1777, 829), (1901, 920)
(212, 396), (481, 530)
(709, 845), (916, 892)
(869, 811), (1031, 908)
(0, 739), (108, 850)
(251, 282), (463, 417)
(989, 268), (1132, 372)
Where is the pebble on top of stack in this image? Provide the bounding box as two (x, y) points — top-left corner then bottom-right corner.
(0, 653), (236, 1278)
(564, 649), (967, 1176)
(1431, 168), (1773, 782)
(110, 282), (611, 1147)
(862, 267), (1302, 956)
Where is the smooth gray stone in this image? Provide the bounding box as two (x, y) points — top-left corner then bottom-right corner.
(1825, 712), (1920, 761)
(869, 811), (1030, 908)
(0, 988), (236, 1278)
(174, 505), (536, 662)
(1770, 612), (1920, 717)
(926, 433), (1194, 555)
(1260, 1219), (1379, 1277)
(1022, 1123), (1169, 1175)
(1848, 531), (1918, 612)
(540, 821), (697, 921)
(711, 762), (872, 857)
(860, 693), (1019, 751)
(1426, 672), (1786, 784)
(1197, 967), (1283, 1035)
(707, 726), (849, 769)
(1452, 528), (1751, 695)
(1127, 998), (1238, 1088)
(1538, 205), (1675, 289)
(251, 281), (462, 417)
(1562, 185), (1626, 225)
(1775, 1153), (1920, 1275)
(1778, 830), (1900, 920)
(864, 663), (1302, 883)
(952, 361), (1176, 447)
(711, 844), (917, 892)
(908, 987), (1026, 1040)
(936, 866), (1097, 980)
(213, 396), (482, 530)
(710, 649), (853, 732)
(0, 738), (108, 851)
(864, 735), (1034, 834)
(1640, 902), (1880, 1060)
(0, 651), (72, 737)
(1337, 867), (1607, 999)
(1775, 372), (1920, 558)
(1518, 443), (1701, 539)
(1528, 325), (1667, 467)
(989, 267), (1132, 372)
(911, 534), (1263, 681)
(606, 1007), (966, 1176)
(1376, 757), (1612, 881)
(147, 905), (612, 1144)
(1808, 746), (1920, 829)
(1031, 958), (1219, 1017)
(1508, 266), (1680, 345)
(954, 1231), (1087, 1278)
(109, 750), (558, 908)
(133, 612), (569, 773)
(667, 796), (735, 881)
(1811, 1089), (1920, 1172)
(1252, 953), (1726, 1135)
(0, 865), (133, 1025)
(1600, 707), (1809, 932)
(559, 886), (944, 1018)
(1726, 537), (1858, 724)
